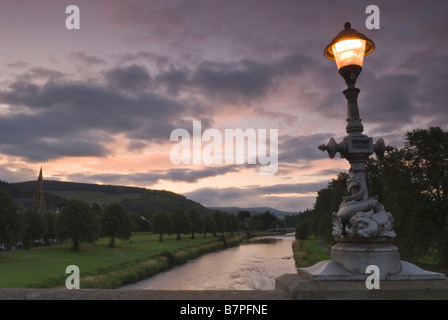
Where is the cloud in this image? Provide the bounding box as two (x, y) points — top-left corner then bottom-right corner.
(0, 75), (191, 161)
(104, 64), (152, 92)
(6, 60), (29, 69)
(66, 165), (243, 186)
(155, 65), (190, 95)
(191, 59), (276, 101)
(399, 51), (448, 126)
(153, 52), (315, 105)
(183, 181), (328, 212)
(117, 51), (171, 69)
(69, 52), (107, 66)
(360, 73), (420, 132)
(279, 133), (337, 164)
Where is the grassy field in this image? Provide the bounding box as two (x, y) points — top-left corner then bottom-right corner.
(0, 233), (241, 288)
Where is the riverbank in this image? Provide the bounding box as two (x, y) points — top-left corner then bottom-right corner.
(121, 233), (296, 290)
(1, 232), (290, 289)
(81, 235), (243, 289)
(292, 237), (331, 268)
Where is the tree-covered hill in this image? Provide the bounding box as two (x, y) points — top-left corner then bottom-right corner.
(11, 180), (209, 214)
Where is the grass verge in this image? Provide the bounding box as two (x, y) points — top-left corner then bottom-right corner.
(0, 233), (243, 289)
(292, 237), (331, 268)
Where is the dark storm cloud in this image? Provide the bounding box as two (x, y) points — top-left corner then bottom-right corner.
(191, 60), (275, 100)
(0, 76), (190, 161)
(155, 66), (190, 95)
(399, 51), (448, 125)
(163, 166), (241, 183)
(0, 137), (109, 163)
(104, 64), (152, 91)
(279, 133), (337, 164)
(67, 165), (243, 185)
(154, 52), (314, 103)
(360, 73), (420, 132)
(183, 180), (329, 209)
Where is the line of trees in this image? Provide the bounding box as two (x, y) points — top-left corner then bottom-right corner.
(149, 209), (241, 242)
(297, 127), (448, 267)
(142, 208), (298, 242)
(0, 197), (134, 251)
(0, 192), (295, 250)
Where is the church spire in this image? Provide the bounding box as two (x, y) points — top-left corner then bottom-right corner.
(32, 166), (47, 213)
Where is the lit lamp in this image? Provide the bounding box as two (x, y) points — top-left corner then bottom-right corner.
(324, 22), (375, 87)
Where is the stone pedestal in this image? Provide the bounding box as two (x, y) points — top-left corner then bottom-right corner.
(297, 238), (445, 281)
(330, 240), (401, 279)
(276, 273), (448, 300)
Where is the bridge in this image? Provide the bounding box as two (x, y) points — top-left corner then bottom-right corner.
(2, 275), (448, 300)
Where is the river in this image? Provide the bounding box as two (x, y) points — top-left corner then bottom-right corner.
(121, 233), (297, 290)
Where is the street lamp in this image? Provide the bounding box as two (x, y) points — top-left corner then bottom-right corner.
(324, 22), (374, 76)
(318, 22), (399, 277)
(293, 22), (445, 282)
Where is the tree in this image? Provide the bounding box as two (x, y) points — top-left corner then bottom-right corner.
(211, 210), (227, 234)
(258, 211), (277, 230)
(101, 203), (132, 247)
(367, 127), (448, 265)
(295, 210), (313, 240)
(22, 209), (46, 249)
(131, 212), (151, 233)
(312, 173), (348, 245)
(43, 212), (56, 245)
(56, 199), (100, 251)
(151, 211), (174, 242)
(237, 210), (251, 221)
(0, 190), (23, 249)
(202, 214), (217, 237)
(248, 215), (264, 231)
(171, 208), (192, 240)
(226, 214), (240, 235)
(187, 208), (204, 239)
(237, 210), (251, 230)
(91, 203), (102, 215)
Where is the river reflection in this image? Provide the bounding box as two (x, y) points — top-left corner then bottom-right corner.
(121, 233), (297, 290)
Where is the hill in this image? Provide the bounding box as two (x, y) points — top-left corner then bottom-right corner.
(12, 180), (209, 214)
(206, 206), (299, 218)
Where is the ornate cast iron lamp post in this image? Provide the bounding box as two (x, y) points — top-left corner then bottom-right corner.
(320, 22), (395, 241)
(318, 22), (399, 277)
(295, 22), (444, 282)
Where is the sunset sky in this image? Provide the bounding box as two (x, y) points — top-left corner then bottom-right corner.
(0, 0), (447, 212)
